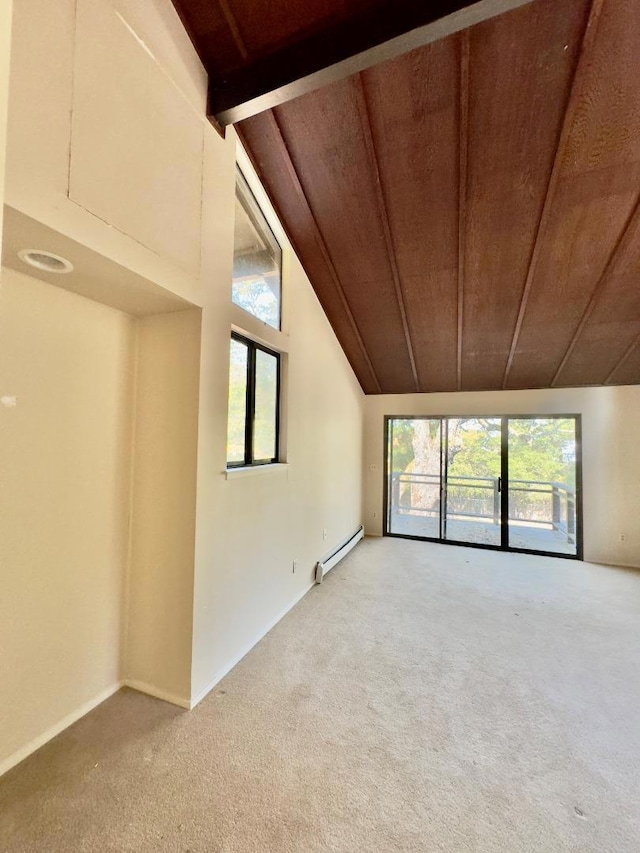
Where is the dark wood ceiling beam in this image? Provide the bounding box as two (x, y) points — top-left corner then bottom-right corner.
(501, 0), (606, 389)
(265, 109), (382, 393)
(551, 193), (640, 386)
(457, 29), (470, 391)
(209, 0), (535, 125)
(605, 335), (640, 384)
(354, 74), (420, 393)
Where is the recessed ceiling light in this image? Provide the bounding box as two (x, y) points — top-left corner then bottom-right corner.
(18, 249), (74, 274)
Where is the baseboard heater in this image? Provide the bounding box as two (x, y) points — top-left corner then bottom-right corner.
(315, 525), (364, 584)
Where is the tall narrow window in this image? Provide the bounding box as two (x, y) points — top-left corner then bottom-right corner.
(232, 169), (282, 330)
(227, 333), (280, 467)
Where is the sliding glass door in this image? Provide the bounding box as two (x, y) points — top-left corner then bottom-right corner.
(443, 418), (502, 547)
(387, 418), (443, 540)
(385, 415), (581, 559)
(506, 418), (579, 556)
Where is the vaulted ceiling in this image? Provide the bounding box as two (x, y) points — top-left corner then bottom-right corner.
(172, 0), (640, 394)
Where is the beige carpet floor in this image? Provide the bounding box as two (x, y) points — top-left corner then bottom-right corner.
(1, 537), (639, 852)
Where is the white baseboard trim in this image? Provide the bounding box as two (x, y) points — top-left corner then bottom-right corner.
(123, 679), (190, 710)
(600, 560), (639, 571)
(0, 681), (123, 779)
(583, 554), (640, 570)
(190, 580), (315, 709)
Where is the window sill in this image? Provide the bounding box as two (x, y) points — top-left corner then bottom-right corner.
(224, 463), (289, 480)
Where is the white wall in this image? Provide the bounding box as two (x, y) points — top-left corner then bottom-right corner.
(5, 0), (205, 304)
(2, 0), (365, 771)
(0, 268), (135, 773)
(189, 133), (364, 702)
(0, 0), (12, 239)
(125, 309), (202, 707)
(364, 387), (640, 568)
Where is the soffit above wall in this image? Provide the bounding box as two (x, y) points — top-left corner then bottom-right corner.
(2, 207), (193, 316)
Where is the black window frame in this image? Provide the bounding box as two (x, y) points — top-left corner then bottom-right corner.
(227, 332), (281, 468)
(382, 413), (583, 561)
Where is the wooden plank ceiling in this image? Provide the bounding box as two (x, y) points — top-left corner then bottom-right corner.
(174, 0), (640, 394)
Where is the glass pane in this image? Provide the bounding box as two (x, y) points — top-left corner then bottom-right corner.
(444, 418), (502, 546)
(227, 339), (248, 464)
(507, 418), (577, 555)
(253, 349), (278, 461)
(232, 171), (282, 329)
(387, 418), (441, 539)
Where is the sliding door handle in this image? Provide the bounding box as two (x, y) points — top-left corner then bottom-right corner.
(497, 477), (502, 493)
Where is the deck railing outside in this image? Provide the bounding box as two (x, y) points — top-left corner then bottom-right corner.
(391, 472), (576, 544)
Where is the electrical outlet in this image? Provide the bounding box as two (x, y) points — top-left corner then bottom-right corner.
(292, 560), (297, 573)
(619, 533), (626, 542)
(323, 529), (328, 541)
(369, 464), (378, 471)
